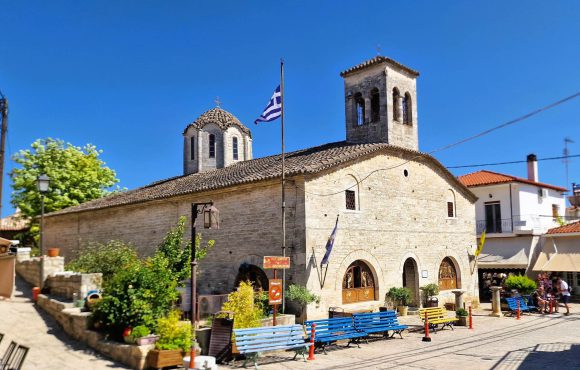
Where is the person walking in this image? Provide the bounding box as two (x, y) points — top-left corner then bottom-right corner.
(557, 276), (571, 316)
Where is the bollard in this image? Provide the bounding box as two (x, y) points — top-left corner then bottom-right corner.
(307, 323), (316, 360)
(422, 312), (431, 342)
(32, 287), (40, 302)
(516, 300), (521, 320)
(469, 305), (473, 330)
(549, 299), (553, 314)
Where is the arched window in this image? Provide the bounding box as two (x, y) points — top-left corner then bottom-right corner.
(370, 88), (380, 122)
(232, 137), (239, 160)
(342, 260), (376, 303)
(392, 88), (401, 121)
(234, 263), (269, 291)
(208, 134), (216, 158)
(446, 190), (456, 218)
(354, 93), (365, 126)
(403, 92), (412, 124)
(438, 257), (459, 290)
(190, 136), (195, 160)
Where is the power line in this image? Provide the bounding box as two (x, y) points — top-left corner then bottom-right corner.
(447, 154), (580, 169)
(298, 91), (580, 197)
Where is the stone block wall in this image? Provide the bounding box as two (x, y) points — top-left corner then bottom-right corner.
(15, 256), (64, 288)
(46, 272), (102, 300)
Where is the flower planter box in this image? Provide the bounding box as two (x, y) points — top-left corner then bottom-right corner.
(147, 349), (183, 369)
(136, 335), (159, 346)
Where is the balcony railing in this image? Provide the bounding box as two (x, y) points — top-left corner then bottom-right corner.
(476, 218), (513, 234)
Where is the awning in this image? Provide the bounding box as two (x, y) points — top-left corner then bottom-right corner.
(531, 238), (580, 272)
(477, 238), (530, 269)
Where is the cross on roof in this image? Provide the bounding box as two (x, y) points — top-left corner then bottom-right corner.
(214, 96), (222, 108)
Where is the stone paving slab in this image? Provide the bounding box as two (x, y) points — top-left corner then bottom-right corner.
(0, 276), (128, 370)
(224, 306), (580, 370)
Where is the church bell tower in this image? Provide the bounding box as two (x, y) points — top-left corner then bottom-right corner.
(340, 56), (420, 150)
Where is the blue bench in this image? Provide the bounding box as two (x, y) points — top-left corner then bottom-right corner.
(233, 324), (311, 369)
(305, 317), (367, 354)
(505, 297), (532, 315)
(353, 310), (408, 339)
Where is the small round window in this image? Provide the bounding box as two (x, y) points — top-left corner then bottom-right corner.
(404, 169), (409, 177)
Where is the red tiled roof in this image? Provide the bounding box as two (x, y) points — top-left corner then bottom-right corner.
(0, 211), (29, 231)
(547, 221), (580, 235)
(457, 170), (567, 192)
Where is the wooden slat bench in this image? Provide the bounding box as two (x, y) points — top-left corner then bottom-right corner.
(353, 310), (408, 339)
(418, 307), (458, 332)
(305, 317), (367, 354)
(233, 324), (311, 369)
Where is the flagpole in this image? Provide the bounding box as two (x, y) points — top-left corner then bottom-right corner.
(280, 58), (286, 314)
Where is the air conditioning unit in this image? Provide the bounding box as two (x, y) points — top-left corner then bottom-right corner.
(198, 294), (229, 318)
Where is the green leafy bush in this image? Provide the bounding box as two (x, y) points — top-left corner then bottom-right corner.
(157, 216), (215, 283)
(66, 240), (139, 283)
(420, 284), (439, 298)
(221, 281), (264, 329)
(92, 254), (179, 338)
(456, 308), (468, 317)
(505, 275), (537, 294)
(286, 284), (320, 305)
(155, 310), (191, 352)
(387, 287), (412, 306)
(131, 325), (150, 339)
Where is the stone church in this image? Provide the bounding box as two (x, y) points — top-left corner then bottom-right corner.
(44, 56), (479, 318)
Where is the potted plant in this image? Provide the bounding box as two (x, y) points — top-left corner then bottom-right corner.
(455, 308), (469, 326)
(387, 287), (412, 316)
(132, 325), (159, 346)
(285, 284), (320, 324)
(505, 275), (536, 296)
(420, 283), (440, 308)
(147, 311), (191, 369)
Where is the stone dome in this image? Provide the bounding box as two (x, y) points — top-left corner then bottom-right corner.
(184, 107), (251, 137)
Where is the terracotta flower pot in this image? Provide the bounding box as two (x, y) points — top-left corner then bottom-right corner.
(47, 248), (60, 257)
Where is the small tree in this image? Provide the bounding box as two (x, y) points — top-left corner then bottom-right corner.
(420, 283), (440, 306)
(221, 281), (264, 329)
(505, 275), (536, 295)
(387, 287), (412, 306)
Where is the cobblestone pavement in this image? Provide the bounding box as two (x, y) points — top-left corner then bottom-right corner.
(0, 276), (128, 370)
(225, 304), (580, 370)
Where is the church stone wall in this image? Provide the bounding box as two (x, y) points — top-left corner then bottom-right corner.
(44, 179), (307, 295)
(302, 153), (477, 319)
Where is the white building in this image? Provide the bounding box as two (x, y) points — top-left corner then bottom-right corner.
(458, 154), (566, 299)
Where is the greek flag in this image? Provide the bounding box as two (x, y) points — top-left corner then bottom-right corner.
(321, 216), (339, 266)
(255, 85), (282, 124)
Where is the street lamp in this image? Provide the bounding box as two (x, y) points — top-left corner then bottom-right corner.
(37, 174), (50, 257)
(189, 201), (219, 369)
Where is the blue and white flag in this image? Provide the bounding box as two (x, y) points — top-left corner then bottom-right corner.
(255, 85), (282, 124)
(321, 216), (339, 266)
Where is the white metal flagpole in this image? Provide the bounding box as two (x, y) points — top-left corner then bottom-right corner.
(280, 58), (286, 313)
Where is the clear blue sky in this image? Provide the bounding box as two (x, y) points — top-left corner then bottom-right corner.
(1, 1), (579, 217)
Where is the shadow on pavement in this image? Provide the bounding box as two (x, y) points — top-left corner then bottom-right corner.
(492, 342), (580, 370)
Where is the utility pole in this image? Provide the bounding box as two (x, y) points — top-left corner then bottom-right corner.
(0, 92), (8, 219)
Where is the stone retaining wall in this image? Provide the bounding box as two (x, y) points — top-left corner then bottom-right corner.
(46, 272), (102, 301)
(15, 256), (64, 288)
(37, 294), (152, 370)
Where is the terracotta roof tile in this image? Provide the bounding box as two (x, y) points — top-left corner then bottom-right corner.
(0, 211), (29, 231)
(47, 141), (476, 217)
(458, 170), (567, 192)
(340, 56), (420, 77)
(183, 107), (251, 137)
(547, 221), (580, 235)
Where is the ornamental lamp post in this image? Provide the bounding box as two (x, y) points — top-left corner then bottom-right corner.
(37, 174), (50, 257)
(189, 201), (219, 369)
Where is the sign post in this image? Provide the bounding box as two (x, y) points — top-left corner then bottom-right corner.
(264, 256), (290, 326)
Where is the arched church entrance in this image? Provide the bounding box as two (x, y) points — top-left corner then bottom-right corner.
(342, 260), (376, 304)
(402, 258), (419, 307)
(234, 263), (268, 291)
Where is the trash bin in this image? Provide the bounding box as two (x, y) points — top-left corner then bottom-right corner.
(427, 297), (439, 307)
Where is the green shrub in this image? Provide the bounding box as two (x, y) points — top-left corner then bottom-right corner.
(157, 216), (215, 284)
(505, 275), (536, 294)
(420, 284), (439, 298)
(66, 240), (139, 283)
(387, 287), (412, 306)
(220, 281), (264, 329)
(456, 308), (468, 317)
(286, 284), (320, 305)
(155, 310), (191, 352)
(92, 254), (179, 338)
(131, 325), (150, 339)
